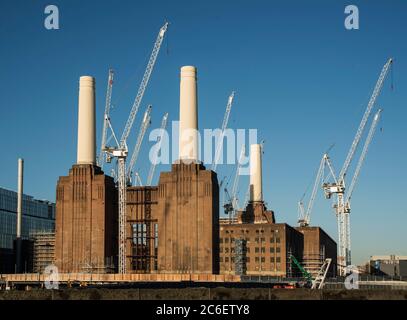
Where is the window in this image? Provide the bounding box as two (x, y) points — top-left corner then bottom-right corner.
(246, 247), (250, 253)
(261, 247), (265, 253)
(270, 237), (274, 243)
(220, 247), (223, 253)
(270, 247), (274, 253)
(276, 237), (280, 243)
(231, 257), (235, 263)
(276, 247), (281, 253)
(261, 237), (265, 242)
(255, 247), (259, 253)
(255, 237), (259, 243)
(261, 257), (265, 263)
(225, 238), (229, 244)
(246, 257), (250, 263)
(276, 257), (281, 263)
(270, 257), (275, 263)
(225, 248), (229, 253)
(255, 257), (260, 263)
(219, 238), (223, 243)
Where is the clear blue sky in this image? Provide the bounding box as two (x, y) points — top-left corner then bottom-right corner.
(1, 0), (406, 265)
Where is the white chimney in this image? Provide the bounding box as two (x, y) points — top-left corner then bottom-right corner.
(77, 76), (96, 165)
(17, 158), (23, 238)
(179, 66), (198, 162)
(250, 144), (263, 202)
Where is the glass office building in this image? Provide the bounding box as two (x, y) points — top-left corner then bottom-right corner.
(0, 187), (55, 250)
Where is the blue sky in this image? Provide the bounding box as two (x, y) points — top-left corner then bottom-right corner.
(0, 0), (406, 264)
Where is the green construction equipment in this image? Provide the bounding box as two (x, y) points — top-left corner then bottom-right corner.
(290, 254), (313, 283)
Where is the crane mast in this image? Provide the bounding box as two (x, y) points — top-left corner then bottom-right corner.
(146, 112), (169, 186)
(323, 59), (391, 275)
(126, 105), (152, 185)
(98, 69), (114, 168)
(212, 91), (235, 171)
(103, 22), (169, 274)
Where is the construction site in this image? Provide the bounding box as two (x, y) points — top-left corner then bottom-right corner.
(1, 19), (406, 300)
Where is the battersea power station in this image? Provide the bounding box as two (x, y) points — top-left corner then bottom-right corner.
(54, 65), (337, 278)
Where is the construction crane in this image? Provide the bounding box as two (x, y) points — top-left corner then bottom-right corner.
(102, 22), (169, 274)
(298, 152), (337, 227)
(223, 145), (246, 220)
(212, 91), (235, 172)
(345, 109), (382, 212)
(323, 58), (392, 275)
(126, 105), (152, 185)
(290, 254), (313, 284)
(146, 112), (169, 186)
(298, 154), (328, 227)
(98, 69), (114, 168)
(290, 255), (332, 289)
(133, 171), (143, 186)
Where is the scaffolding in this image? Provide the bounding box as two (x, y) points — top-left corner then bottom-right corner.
(30, 232), (55, 273)
(302, 246), (326, 278)
(234, 238), (247, 275)
(126, 187), (158, 273)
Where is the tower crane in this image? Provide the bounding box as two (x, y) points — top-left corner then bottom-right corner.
(212, 91), (235, 172)
(146, 112), (169, 186)
(298, 144), (336, 227)
(98, 69), (114, 168)
(323, 58), (392, 275)
(298, 153), (336, 227)
(102, 22), (169, 274)
(223, 145), (246, 220)
(345, 109), (382, 212)
(126, 105), (152, 185)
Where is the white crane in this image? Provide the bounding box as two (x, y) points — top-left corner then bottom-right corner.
(103, 22), (169, 274)
(323, 58), (392, 275)
(212, 91), (235, 172)
(230, 144), (245, 211)
(298, 153), (336, 227)
(345, 109), (382, 211)
(126, 105), (152, 185)
(223, 145), (245, 221)
(146, 112), (169, 186)
(98, 69), (114, 168)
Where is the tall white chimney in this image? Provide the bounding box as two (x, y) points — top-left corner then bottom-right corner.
(17, 158), (23, 238)
(77, 76), (96, 165)
(179, 66), (198, 162)
(250, 144), (263, 202)
(16, 158), (23, 273)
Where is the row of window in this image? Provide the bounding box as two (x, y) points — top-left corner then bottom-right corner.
(220, 246), (281, 254)
(220, 237), (281, 244)
(224, 229), (281, 234)
(220, 257), (282, 263)
(0, 210), (55, 249)
(0, 188), (55, 219)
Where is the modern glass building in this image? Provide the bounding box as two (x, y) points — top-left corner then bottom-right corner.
(0, 187), (55, 250)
